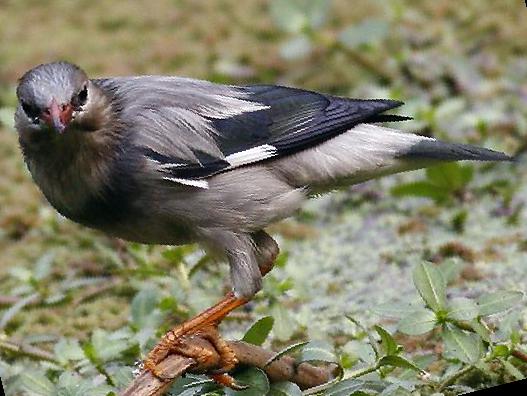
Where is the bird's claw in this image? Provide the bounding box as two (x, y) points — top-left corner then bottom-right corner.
(144, 323), (240, 387)
(210, 373), (249, 390)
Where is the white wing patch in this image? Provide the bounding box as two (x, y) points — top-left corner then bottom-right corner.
(147, 158), (209, 189)
(225, 144), (278, 168)
(162, 176), (210, 189)
(198, 96), (270, 119)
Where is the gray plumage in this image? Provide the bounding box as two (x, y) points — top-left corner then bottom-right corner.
(15, 61), (513, 298)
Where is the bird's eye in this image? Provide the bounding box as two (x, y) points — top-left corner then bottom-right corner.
(72, 84), (88, 109)
(21, 101), (40, 122)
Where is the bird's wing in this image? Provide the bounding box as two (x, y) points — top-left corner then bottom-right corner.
(97, 77), (407, 188)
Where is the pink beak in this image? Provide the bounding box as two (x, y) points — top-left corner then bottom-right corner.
(42, 98), (73, 133)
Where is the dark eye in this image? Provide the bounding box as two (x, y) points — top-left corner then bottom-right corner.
(72, 84), (88, 108)
(21, 101), (40, 122)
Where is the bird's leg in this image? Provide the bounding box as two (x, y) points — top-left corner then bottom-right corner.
(143, 291), (248, 381)
(144, 232), (279, 387)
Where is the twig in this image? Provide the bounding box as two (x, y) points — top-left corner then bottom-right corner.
(332, 42), (395, 84)
(72, 277), (122, 306)
(0, 339), (57, 363)
(120, 340), (337, 396)
(511, 348), (527, 363)
(0, 277), (123, 309)
(0, 296), (24, 306)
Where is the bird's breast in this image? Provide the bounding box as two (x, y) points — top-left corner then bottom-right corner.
(24, 138), (192, 245)
(23, 132), (130, 227)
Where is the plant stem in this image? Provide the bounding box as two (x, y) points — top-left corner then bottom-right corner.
(438, 365), (475, 392)
(347, 362), (381, 379)
(511, 348), (527, 363)
(0, 338), (57, 363)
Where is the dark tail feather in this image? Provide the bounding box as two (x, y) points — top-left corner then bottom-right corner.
(367, 114), (413, 123)
(400, 139), (514, 162)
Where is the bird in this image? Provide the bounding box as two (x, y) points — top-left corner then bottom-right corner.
(15, 61), (512, 386)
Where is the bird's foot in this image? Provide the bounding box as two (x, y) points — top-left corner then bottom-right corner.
(143, 292), (249, 389)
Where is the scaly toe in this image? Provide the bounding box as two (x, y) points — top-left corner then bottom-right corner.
(210, 373), (249, 390)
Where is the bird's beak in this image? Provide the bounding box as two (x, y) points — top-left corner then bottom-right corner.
(42, 98), (73, 133)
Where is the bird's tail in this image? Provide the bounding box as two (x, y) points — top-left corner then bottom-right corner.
(271, 123), (512, 192)
(400, 139), (512, 162)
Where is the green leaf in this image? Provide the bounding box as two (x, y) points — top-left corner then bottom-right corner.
(167, 377), (212, 396)
(18, 372), (55, 396)
(378, 355), (425, 374)
(339, 19), (389, 49)
(274, 251), (289, 268)
(269, 0), (330, 33)
(370, 301), (423, 319)
(470, 319), (492, 343)
(130, 288), (163, 330)
(0, 107), (16, 130)
(412, 262), (447, 312)
(279, 35), (312, 60)
(162, 245), (195, 263)
(502, 359), (525, 380)
(270, 303), (297, 341)
(397, 309), (437, 335)
(107, 365), (135, 389)
(492, 345), (510, 358)
(242, 316), (274, 346)
(442, 325), (484, 364)
(476, 291), (524, 316)
(55, 372), (113, 396)
(324, 379), (365, 395)
(268, 381), (302, 396)
(90, 329), (132, 362)
(225, 367), (270, 396)
(0, 292), (39, 330)
(426, 163), (473, 190)
(346, 315), (381, 359)
(439, 258), (464, 284)
(343, 340), (376, 365)
(298, 340), (337, 364)
(447, 297), (479, 321)
(33, 251), (55, 280)
(374, 325), (399, 356)
(390, 181), (448, 202)
(265, 341), (309, 367)
(54, 338), (85, 365)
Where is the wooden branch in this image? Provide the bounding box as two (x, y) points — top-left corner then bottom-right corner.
(120, 339), (337, 396)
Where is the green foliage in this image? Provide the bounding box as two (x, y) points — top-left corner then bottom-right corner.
(339, 19), (390, 50)
(391, 163), (474, 204)
(226, 368), (270, 396)
(412, 262), (447, 312)
(476, 291), (524, 317)
(269, 0), (330, 34)
(298, 340), (337, 364)
(268, 381), (302, 396)
(373, 261), (525, 393)
(264, 342), (309, 367)
(397, 309), (437, 336)
(242, 316), (275, 346)
(442, 325), (483, 364)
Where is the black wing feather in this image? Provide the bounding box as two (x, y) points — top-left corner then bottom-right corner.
(146, 84), (406, 180)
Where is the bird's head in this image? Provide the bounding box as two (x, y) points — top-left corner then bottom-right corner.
(15, 62), (101, 135)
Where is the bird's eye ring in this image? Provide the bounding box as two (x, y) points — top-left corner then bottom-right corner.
(72, 84), (88, 109)
(21, 101), (40, 123)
